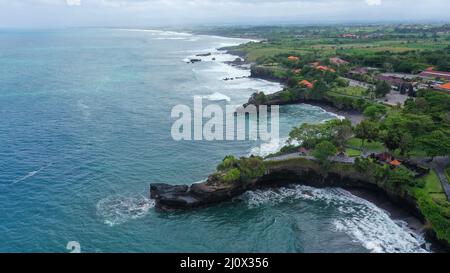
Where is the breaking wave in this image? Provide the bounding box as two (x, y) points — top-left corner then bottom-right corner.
(240, 185), (428, 253)
(96, 194), (155, 227)
(249, 138), (289, 157)
(202, 92), (231, 102)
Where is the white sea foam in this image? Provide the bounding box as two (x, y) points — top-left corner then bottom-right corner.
(301, 103), (346, 121)
(249, 138), (289, 157)
(202, 92), (231, 102)
(117, 28), (192, 37)
(96, 194), (155, 227)
(240, 185), (428, 253)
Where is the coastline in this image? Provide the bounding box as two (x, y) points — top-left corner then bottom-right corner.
(152, 31), (440, 253)
(217, 37), (433, 250)
(219, 45), (364, 126)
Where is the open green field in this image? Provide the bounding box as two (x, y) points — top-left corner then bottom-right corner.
(346, 138), (385, 152)
(345, 148), (362, 157)
(424, 171), (444, 194)
(331, 86), (367, 97)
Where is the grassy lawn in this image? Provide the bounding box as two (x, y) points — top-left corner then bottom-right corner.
(331, 86), (367, 97)
(345, 148), (361, 157)
(423, 170), (444, 194)
(346, 138), (385, 152)
(392, 148), (428, 158)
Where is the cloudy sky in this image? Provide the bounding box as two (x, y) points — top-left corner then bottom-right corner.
(0, 0), (449, 27)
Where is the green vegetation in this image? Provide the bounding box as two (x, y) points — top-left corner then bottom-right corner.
(215, 155), (267, 185)
(346, 138), (384, 152)
(312, 141), (337, 173)
(210, 24), (450, 245)
(414, 171), (450, 243)
(423, 171), (444, 194)
(331, 86), (366, 97)
(375, 81), (391, 98)
(417, 130), (450, 160)
(363, 104), (388, 121)
(288, 119), (353, 151)
(346, 148), (362, 157)
(354, 120), (380, 150)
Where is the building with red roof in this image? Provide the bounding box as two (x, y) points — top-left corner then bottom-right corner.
(419, 68), (450, 81)
(438, 82), (450, 92)
(390, 160), (402, 167)
(329, 57), (349, 66)
(316, 65), (336, 73)
(299, 80), (314, 89)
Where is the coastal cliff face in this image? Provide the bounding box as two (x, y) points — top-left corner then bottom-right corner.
(150, 156), (450, 250)
(261, 158), (423, 219)
(150, 157), (419, 216)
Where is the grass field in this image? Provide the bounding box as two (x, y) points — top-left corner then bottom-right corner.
(345, 148), (362, 157)
(346, 138), (385, 152)
(331, 86), (367, 97)
(422, 171), (448, 204)
(228, 33), (450, 73)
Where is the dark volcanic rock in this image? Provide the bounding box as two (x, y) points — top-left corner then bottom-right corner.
(189, 58), (202, 63)
(150, 183), (200, 210)
(150, 181), (248, 211)
(196, 52), (212, 57)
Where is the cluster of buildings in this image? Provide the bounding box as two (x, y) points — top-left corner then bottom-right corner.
(418, 67), (450, 92)
(286, 54), (450, 94)
(347, 66), (450, 94)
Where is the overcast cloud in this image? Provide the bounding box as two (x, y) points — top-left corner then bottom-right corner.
(0, 0), (448, 27)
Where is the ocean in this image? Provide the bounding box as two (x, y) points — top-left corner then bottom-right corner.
(0, 28), (428, 253)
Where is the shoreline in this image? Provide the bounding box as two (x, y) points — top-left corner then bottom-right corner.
(153, 33), (442, 252)
(212, 38), (431, 250)
(219, 46), (364, 125)
(300, 101), (364, 125)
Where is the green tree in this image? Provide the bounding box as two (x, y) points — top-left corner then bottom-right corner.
(375, 81), (391, 98)
(363, 105), (387, 121)
(312, 80), (329, 100)
(382, 128), (402, 152)
(334, 124), (353, 149)
(254, 92), (267, 105)
(418, 130), (450, 161)
(312, 141), (337, 173)
(399, 132), (414, 156)
(289, 123), (330, 148)
(217, 155), (238, 171)
(354, 120), (380, 150)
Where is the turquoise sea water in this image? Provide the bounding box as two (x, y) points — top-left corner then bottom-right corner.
(0, 29), (428, 253)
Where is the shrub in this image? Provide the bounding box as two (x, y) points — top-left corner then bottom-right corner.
(217, 155), (238, 171)
(415, 190), (450, 243)
(238, 156), (267, 182)
(223, 168), (241, 183)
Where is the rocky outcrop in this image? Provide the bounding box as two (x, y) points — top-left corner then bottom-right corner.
(196, 52), (212, 57)
(151, 158), (422, 218)
(150, 180), (248, 211)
